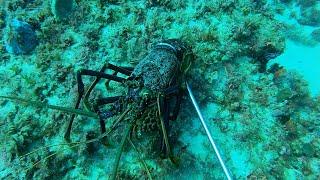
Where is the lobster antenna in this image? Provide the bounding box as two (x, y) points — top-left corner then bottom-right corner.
(0, 95), (99, 119)
(185, 82), (232, 180)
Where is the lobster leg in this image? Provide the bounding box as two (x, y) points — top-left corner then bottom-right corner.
(162, 85), (183, 128)
(95, 96), (123, 105)
(77, 64), (131, 102)
(168, 89), (183, 121)
(159, 96), (170, 155)
(84, 64), (133, 110)
(64, 64), (132, 141)
(105, 64), (134, 89)
(158, 85), (183, 162)
(93, 96), (123, 134)
(106, 63), (133, 76)
(111, 121), (134, 180)
(157, 96), (176, 165)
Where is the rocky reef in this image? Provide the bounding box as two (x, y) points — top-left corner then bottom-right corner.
(4, 19), (38, 55)
(0, 0), (319, 179)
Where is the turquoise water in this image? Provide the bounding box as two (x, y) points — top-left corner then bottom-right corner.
(270, 40), (320, 97)
(0, 0), (319, 179)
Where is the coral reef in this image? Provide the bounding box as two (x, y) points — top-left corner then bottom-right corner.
(0, 0), (319, 179)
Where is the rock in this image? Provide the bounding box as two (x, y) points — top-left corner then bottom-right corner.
(303, 143), (315, 156)
(51, 0), (74, 20)
(298, 0), (317, 8)
(280, 0), (294, 3)
(311, 28), (320, 42)
(298, 5), (320, 26)
(0, 10), (5, 29)
(5, 19), (38, 55)
(283, 168), (302, 179)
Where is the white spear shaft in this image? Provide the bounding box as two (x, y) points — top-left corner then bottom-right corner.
(186, 81), (232, 180)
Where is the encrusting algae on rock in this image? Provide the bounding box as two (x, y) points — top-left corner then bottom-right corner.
(5, 19), (38, 55)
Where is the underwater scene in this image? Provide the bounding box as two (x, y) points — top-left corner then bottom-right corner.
(0, 0), (319, 179)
